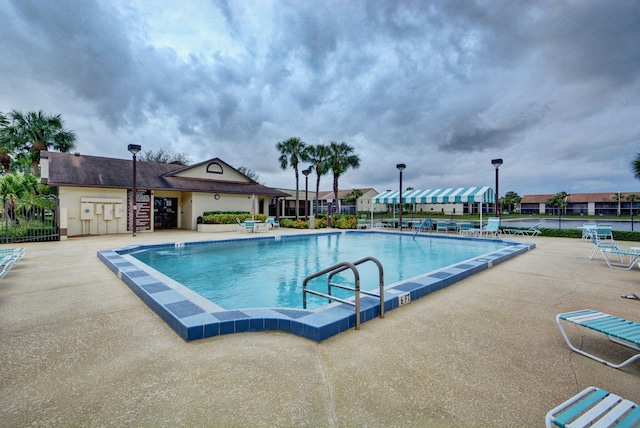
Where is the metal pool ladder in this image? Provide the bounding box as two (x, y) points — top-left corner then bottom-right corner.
(302, 257), (384, 330)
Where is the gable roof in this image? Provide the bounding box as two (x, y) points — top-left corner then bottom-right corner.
(42, 151), (289, 197)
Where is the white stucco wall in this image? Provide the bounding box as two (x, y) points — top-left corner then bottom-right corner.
(59, 187), (129, 236)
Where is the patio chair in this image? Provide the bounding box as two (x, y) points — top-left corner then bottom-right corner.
(481, 217), (501, 237)
(503, 223), (541, 236)
(555, 309), (640, 369)
(546, 386), (639, 428)
(587, 229), (619, 260)
(580, 223), (597, 241)
(357, 218), (367, 229)
(236, 218), (244, 233)
(596, 224), (614, 240)
(243, 220), (255, 233)
(447, 221), (458, 232)
(268, 217), (280, 229)
(255, 219), (270, 232)
(436, 220), (447, 233)
(600, 247), (640, 270)
(458, 221), (472, 236)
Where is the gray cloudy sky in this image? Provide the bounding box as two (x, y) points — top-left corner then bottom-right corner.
(1, 0), (639, 196)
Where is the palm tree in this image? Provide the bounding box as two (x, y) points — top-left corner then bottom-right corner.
(631, 153), (640, 180)
(276, 137), (307, 219)
(5, 110), (76, 176)
(327, 141), (361, 213)
(304, 144), (331, 216)
(612, 192), (623, 216)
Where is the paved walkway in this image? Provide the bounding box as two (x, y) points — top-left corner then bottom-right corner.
(1, 230), (639, 427)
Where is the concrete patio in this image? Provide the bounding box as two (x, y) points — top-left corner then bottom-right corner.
(1, 230), (639, 427)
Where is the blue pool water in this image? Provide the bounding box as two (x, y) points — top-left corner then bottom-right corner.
(131, 232), (506, 310)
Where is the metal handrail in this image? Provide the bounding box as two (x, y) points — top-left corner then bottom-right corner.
(302, 257), (385, 331)
(327, 257), (385, 319)
(303, 261), (361, 329)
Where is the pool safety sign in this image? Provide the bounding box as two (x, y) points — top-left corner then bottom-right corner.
(127, 189), (152, 232)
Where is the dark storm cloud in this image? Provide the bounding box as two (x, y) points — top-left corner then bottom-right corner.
(1, 0), (639, 194)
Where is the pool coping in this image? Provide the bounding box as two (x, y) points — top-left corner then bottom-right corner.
(97, 230), (535, 342)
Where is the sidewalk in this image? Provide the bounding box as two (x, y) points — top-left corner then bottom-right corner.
(1, 231), (639, 426)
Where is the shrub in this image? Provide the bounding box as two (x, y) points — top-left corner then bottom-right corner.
(202, 212), (266, 224)
(334, 215), (357, 229)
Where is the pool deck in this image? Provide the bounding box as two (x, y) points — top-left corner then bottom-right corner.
(1, 229), (639, 426)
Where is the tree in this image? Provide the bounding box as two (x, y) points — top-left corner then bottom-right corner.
(276, 137), (307, 219)
(612, 192), (623, 216)
(140, 148), (191, 165)
(327, 141), (360, 213)
(626, 194), (640, 231)
(631, 153), (640, 180)
(236, 166), (263, 184)
(503, 191), (522, 214)
(304, 144), (331, 216)
(343, 189), (363, 204)
(4, 110), (76, 176)
(547, 191), (570, 228)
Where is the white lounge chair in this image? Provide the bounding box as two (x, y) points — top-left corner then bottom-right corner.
(436, 220), (447, 233)
(546, 386), (640, 427)
(357, 218), (367, 229)
(503, 223), (541, 236)
(556, 309), (640, 369)
(587, 229), (619, 260)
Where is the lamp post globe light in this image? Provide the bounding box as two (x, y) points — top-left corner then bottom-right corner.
(396, 163), (406, 230)
(128, 144), (141, 237)
(491, 159), (503, 218)
(302, 167), (312, 220)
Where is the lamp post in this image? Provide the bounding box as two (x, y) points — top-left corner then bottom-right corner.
(491, 159), (503, 218)
(396, 163), (406, 230)
(302, 167), (312, 220)
(128, 144), (141, 237)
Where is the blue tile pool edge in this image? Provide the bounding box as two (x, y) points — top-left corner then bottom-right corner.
(97, 231), (535, 342)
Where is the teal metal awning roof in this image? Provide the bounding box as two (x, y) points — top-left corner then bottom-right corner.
(372, 186), (495, 204)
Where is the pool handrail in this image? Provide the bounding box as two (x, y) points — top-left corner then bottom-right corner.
(327, 256), (385, 319)
(303, 261), (361, 330)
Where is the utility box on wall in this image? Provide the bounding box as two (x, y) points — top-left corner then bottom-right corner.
(80, 203), (94, 220)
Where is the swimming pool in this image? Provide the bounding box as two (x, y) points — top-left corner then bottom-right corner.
(98, 231), (535, 342)
(129, 233), (507, 310)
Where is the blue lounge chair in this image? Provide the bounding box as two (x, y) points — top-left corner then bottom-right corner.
(436, 220), (447, 233)
(357, 218), (367, 229)
(556, 309), (640, 369)
(447, 221), (458, 232)
(546, 386), (640, 427)
(600, 247), (640, 270)
(481, 217), (501, 237)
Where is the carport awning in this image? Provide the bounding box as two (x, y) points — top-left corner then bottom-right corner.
(372, 186), (495, 204)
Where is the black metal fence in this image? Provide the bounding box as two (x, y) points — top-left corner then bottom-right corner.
(1, 195), (60, 244)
